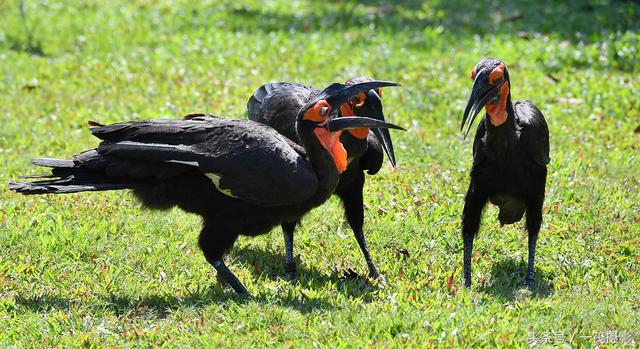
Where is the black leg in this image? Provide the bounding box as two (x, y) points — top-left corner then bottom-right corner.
(461, 181), (487, 287)
(337, 170), (380, 279)
(212, 259), (250, 296)
(198, 221), (249, 296)
(525, 188), (545, 289)
(281, 221), (297, 279)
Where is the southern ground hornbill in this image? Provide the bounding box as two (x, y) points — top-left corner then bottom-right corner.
(460, 58), (550, 288)
(247, 77), (396, 280)
(8, 81), (404, 296)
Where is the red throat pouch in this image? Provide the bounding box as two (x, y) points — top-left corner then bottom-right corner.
(486, 82), (510, 126)
(314, 128), (347, 173)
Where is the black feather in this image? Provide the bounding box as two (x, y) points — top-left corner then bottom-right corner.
(460, 59), (549, 288)
(246, 78), (391, 280)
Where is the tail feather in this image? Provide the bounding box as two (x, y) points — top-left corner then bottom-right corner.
(19, 173), (56, 179)
(8, 180), (136, 195)
(9, 157), (142, 195)
(32, 158), (74, 168)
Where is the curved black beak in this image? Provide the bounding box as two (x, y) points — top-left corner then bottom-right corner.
(359, 89), (397, 167)
(461, 73), (504, 139)
(372, 128), (396, 167)
(327, 116), (405, 132)
(323, 80), (400, 115)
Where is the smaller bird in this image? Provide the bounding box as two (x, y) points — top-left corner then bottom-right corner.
(460, 58), (550, 288)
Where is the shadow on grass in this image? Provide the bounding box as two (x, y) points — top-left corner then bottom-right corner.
(232, 246), (381, 302)
(13, 246), (380, 316)
(479, 257), (554, 301)
(12, 282), (333, 316)
(218, 0), (638, 41)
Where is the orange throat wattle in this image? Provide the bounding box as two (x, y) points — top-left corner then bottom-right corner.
(314, 128), (348, 174)
(485, 82), (509, 127)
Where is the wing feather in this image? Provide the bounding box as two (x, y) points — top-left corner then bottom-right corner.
(90, 117), (318, 206)
(515, 100), (550, 166)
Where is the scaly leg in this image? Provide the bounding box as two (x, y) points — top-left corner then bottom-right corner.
(338, 170), (380, 279)
(525, 186), (545, 289)
(461, 181), (487, 287)
(281, 221), (298, 279)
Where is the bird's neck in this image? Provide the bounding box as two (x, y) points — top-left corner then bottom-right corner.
(484, 94), (517, 161)
(297, 125), (342, 207)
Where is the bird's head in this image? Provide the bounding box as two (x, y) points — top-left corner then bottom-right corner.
(340, 76), (396, 167)
(298, 80), (404, 173)
(461, 58), (511, 139)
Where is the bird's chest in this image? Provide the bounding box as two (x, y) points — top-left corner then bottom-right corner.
(474, 155), (530, 194)
(340, 134), (368, 164)
(473, 156), (530, 225)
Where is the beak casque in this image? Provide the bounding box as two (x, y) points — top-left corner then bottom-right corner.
(461, 73), (505, 139)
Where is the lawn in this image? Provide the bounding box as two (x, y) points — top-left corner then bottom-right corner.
(1, 0), (639, 347)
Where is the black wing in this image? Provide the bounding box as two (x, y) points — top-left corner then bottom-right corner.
(13, 116), (319, 206)
(247, 82), (319, 142)
(92, 116), (319, 206)
(515, 100), (550, 166)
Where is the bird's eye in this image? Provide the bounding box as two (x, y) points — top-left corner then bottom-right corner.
(303, 100), (331, 122)
(349, 92), (366, 108)
(377, 88), (383, 98)
(470, 67), (477, 80)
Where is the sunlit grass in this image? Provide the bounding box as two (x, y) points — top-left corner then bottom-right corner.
(1, 0), (639, 347)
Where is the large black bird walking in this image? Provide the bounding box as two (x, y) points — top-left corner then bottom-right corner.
(247, 77), (396, 280)
(9, 81), (404, 296)
(459, 58), (549, 288)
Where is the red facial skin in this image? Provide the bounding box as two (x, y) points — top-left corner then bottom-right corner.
(486, 63), (508, 127)
(303, 100), (348, 173)
(341, 92), (369, 140)
(471, 63), (509, 127)
(304, 100), (330, 122)
(485, 82), (509, 127)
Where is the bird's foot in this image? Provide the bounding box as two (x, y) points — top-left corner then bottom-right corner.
(462, 276), (472, 288)
(284, 261), (297, 281)
(372, 273), (387, 287)
(524, 277), (537, 291)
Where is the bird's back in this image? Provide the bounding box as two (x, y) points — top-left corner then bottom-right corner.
(247, 82), (319, 142)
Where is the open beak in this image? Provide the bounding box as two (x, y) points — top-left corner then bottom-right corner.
(372, 128), (396, 167)
(362, 89), (397, 167)
(461, 74), (504, 139)
(327, 116), (405, 132)
(323, 81), (400, 166)
(323, 80), (400, 116)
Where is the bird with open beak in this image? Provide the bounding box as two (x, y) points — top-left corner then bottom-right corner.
(9, 80), (405, 296)
(247, 77), (399, 281)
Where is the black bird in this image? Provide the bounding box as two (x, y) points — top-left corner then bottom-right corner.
(247, 77), (396, 280)
(460, 58), (549, 288)
(8, 81), (405, 296)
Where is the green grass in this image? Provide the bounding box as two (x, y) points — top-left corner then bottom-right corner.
(1, 0), (639, 347)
